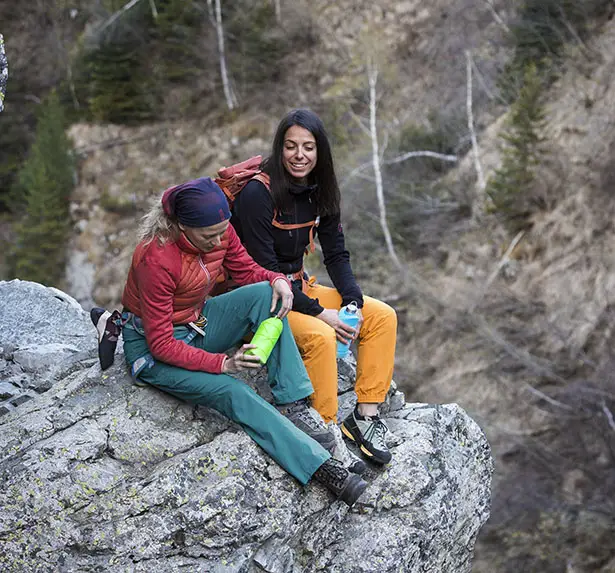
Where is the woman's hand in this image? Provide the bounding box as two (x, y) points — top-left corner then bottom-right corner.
(222, 344), (263, 374)
(316, 308), (362, 345)
(271, 278), (294, 319)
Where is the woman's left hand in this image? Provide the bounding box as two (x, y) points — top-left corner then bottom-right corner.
(271, 278), (294, 319)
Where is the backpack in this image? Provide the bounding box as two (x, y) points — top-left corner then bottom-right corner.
(214, 155), (319, 252)
(211, 155), (319, 297)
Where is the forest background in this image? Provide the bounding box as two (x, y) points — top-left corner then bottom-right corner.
(1, 0), (615, 571)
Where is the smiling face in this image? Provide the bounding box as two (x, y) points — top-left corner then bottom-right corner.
(282, 125), (317, 183)
(179, 220), (229, 252)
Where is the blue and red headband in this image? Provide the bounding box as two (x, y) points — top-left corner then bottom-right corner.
(162, 177), (230, 228)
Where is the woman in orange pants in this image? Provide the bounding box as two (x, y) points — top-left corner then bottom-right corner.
(231, 109), (397, 470)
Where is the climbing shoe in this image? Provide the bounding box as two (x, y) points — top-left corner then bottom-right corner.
(341, 408), (392, 465)
(276, 398), (335, 452)
(90, 307), (121, 370)
(313, 457), (368, 506)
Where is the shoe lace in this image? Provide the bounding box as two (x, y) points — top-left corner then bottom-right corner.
(363, 418), (389, 450)
(319, 459), (347, 489)
(286, 400), (326, 433)
(298, 409), (326, 433)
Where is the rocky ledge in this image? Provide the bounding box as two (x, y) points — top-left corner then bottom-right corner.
(0, 280), (493, 572)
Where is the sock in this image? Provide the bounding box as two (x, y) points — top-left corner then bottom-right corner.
(354, 406), (366, 420)
(354, 406), (380, 421)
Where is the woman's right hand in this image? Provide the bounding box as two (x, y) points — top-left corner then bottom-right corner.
(222, 344), (263, 374)
(316, 309), (356, 345)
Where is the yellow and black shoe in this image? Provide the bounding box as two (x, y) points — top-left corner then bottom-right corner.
(341, 408), (392, 465)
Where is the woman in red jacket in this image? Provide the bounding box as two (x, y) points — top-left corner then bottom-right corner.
(119, 176), (366, 505)
(232, 110), (398, 470)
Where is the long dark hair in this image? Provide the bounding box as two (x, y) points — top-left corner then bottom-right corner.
(262, 109), (341, 216)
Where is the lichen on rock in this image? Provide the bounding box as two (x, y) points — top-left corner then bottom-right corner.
(0, 280), (493, 572)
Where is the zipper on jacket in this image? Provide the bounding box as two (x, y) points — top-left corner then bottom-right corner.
(198, 257), (212, 287)
(293, 200), (300, 255)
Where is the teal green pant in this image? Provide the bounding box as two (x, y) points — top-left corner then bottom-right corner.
(122, 282), (330, 484)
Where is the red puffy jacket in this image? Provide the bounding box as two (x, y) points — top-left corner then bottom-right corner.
(122, 224), (288, 373)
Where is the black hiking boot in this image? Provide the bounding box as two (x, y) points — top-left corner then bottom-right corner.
(313, 457), (368, 507)
(90, 307), (121, 370)
(276, 398), (336, 452)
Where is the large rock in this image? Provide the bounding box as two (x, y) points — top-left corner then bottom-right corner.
(0, 280), (98, 412)
(0, 281), (493, 572)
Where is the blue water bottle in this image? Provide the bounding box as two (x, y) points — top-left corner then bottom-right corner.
(336, 302), (360, 358)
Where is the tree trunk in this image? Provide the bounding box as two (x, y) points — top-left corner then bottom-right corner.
(367, 62), (402, 270)
(273, 0), (281, 24)
(213, 0), (237, 110)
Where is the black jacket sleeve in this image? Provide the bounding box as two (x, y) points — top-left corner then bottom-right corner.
(234, 180), (324, 315)
(317, 213), (364, 308)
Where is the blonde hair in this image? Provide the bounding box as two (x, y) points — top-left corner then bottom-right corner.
(137, 194), (181, 245)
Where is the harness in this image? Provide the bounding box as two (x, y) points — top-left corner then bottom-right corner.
(252, 173), (319, 254)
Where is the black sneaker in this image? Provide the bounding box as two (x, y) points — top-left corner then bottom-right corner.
(276, 398), (336, 453)
(90, 307), (121, 370)
(313, 457), (368, 506)
(341, 409), (392, 465)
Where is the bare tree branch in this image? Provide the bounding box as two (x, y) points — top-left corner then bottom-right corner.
(0, 34), (7, 113)
(73, 126), (171, 156)
(466, 50), (486, 194)
(349, 110), (371, 137)
(483, 0), (511, 34)
(97, 0), (144, 35)
(521, 382), (575, 411)
(341, 151), (457, 190)
(50, 5), (80, 110)
(494, 423), (558, 437)
(469, 230), (525, 312)
(476, 317), (568, 386)
(384, 150), (458, 165)
(557, 5), (593, 58)
(601, 400), (615, 431)
(470, 56), (507, 105)
(367, 60), (402, 270)
(148, 0), (158, 19)
(204, 0), (216, 27)
(272, 0), (281, 24)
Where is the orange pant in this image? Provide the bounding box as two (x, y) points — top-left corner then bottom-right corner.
(287, 280), (397, 423)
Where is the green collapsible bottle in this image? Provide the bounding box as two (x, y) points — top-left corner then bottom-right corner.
(245, 317), (284, 364)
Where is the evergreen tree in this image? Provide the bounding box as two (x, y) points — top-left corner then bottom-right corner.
(10, 91), (74, 286)
(86, 37), (154, 124)
(150, 0), (204, 84)
(498, 0), (598, 101)
(487, 63), (547, 231)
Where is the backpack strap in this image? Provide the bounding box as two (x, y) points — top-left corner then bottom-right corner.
(253, 173), (318, 253)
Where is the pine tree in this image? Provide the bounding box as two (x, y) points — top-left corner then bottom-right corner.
(10, 91), (74, 286)
(498, 0), (591, 101)
(87, 38), (154, 124)
(487, 63), (547, 231)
